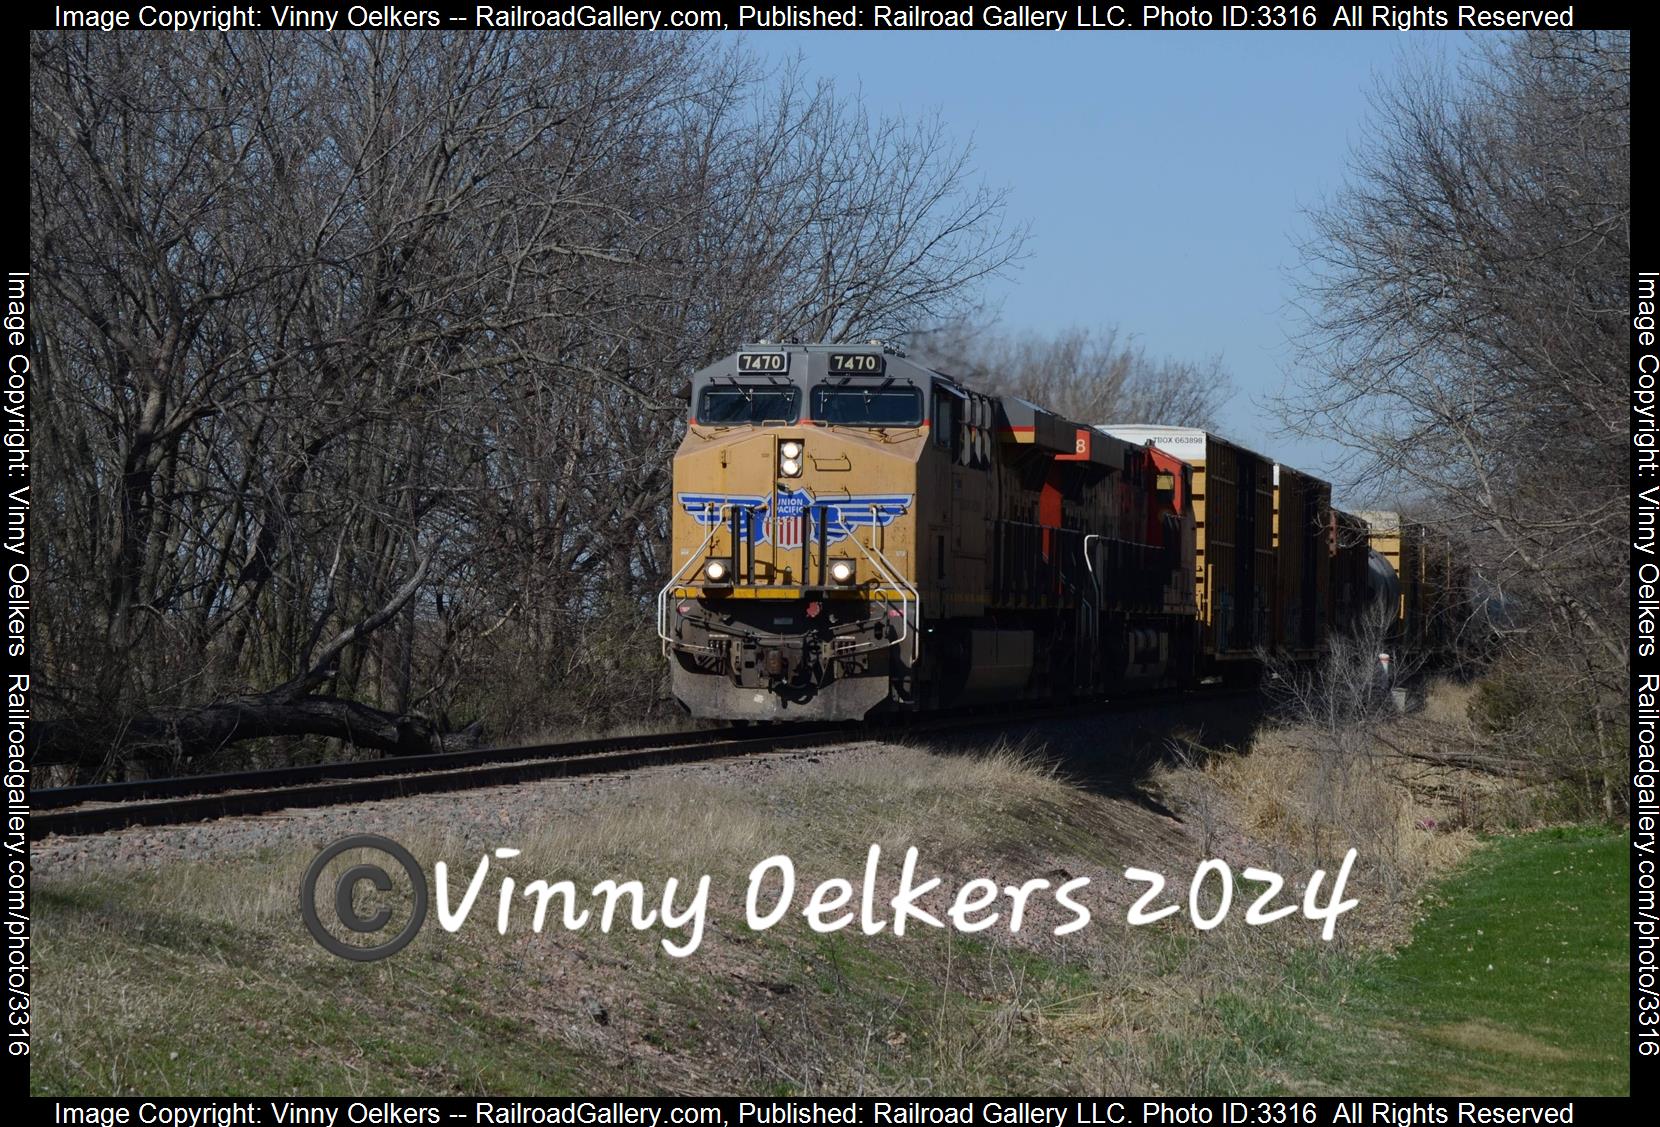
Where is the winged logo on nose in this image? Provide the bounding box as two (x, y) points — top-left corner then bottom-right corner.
(678, 492), (911, 548)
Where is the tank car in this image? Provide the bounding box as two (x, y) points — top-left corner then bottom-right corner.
(1355, 510), (1468, 656)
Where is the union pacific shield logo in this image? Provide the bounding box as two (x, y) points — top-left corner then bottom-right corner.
(771, 490), (808, 550)
(678, 491), (909, 546)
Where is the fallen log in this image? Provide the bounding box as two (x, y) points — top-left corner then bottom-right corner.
(29, 693), (485, 777)
(29, 547), (469, 779)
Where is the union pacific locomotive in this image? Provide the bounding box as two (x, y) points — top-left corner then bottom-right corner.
(660, 342), (1443, 722)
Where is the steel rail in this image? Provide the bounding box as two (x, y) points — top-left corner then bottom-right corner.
(28, 724), (856, 839)
(30, 690), (1246, 840)
(32, 721), (843, 810)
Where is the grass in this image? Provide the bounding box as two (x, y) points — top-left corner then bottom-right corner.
(1196, 826), (1629, 1095)
(27, 714), (1632, 1096)
(31, 742), (1149, 1095)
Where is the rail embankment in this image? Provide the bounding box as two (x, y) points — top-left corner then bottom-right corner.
(29, 685), (1625, 1095)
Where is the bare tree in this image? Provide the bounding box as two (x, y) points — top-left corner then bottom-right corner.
(1264, 604), (1413, 737)
(30, 31), (1028, 776)
(1281, 31), (1629, 813)
(911, 322), (1231, 427)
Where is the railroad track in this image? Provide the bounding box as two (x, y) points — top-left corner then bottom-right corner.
(29, 722), (854, 839)
(30, 690), (1245, 839)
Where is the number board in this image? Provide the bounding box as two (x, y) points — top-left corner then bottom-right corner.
(737, 352), (788, 373)
(827, 352), (885, 375)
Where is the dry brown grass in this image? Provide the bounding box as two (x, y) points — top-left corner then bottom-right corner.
(33, 698), (1528, 1096)
(1145, 679), (1526, 949)
(1419, 677), (1477, 727)
(1206, 730), (1475, 880)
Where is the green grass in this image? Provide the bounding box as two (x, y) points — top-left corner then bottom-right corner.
(1203, 826), (1629, 1095)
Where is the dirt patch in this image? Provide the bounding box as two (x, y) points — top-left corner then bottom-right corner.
(1424, 1020), (1576, 1062)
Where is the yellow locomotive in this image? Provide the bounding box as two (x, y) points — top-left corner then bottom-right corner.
(660, 343), (1200, 721)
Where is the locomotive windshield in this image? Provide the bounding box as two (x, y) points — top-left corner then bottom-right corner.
(696, 385), (800, 425)
(810, 384), (924, 427)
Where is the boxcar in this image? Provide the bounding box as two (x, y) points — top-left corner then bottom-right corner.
(1095, 426), (1277, 673)
(1271, 463), (1332, 662)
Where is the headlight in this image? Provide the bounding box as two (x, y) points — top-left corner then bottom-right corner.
(829, 560), (855, 584)
(780, 440), (802, 460)
(704, 559), (730, 582)
(779, 457), (802, 477)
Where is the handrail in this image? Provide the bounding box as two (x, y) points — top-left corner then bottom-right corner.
(1082, 532), (1103, 604)
(658, 501), (741, 651)
(835, 503), (921, 663)
(661, 497), (921, 666)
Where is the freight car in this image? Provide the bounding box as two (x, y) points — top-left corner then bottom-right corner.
(1092, 426), (1282, 679)
(1327, 507), (1375, 635)
(660, 343), (1198, 721)
(1355, 510), (1425, 647)
(1419, 529), (1471, 654)
(1271, 463), (1332, 662)
(660, 343), (1448, 723)
(1356, 511), (1468, 654)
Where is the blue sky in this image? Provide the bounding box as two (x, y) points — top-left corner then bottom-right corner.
(742, 30), (1479, 497)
